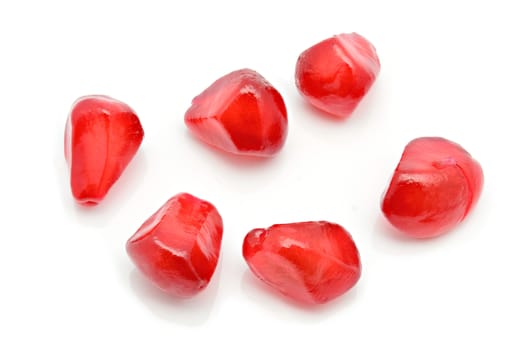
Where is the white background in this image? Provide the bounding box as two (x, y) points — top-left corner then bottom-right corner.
(1, 0), (524, 348)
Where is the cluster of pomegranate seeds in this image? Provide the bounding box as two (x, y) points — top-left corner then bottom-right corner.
(295, 33), (380, 118)
(381, 137), (484, 238)
(65, 95), (144, 205)
(184, 69), (288, 157)
(63, 32), (485, 306)
(243, 221), (361, 304)
(126, 193), (223, 297)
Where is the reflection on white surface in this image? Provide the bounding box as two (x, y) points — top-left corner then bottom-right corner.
(128, 266), (220, 326)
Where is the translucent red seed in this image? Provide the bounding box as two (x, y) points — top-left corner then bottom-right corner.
(184, 68), (288, 157)
(381, 137), (484, 238)
(126, 193), (223, 297)
(65, 95), (144, 205)
(243, 221), (361, 304)
(295, 33), (380, 118)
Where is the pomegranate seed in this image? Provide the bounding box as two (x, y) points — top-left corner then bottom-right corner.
(64, 95), (144, 205)
(184, 69), (288, 157)
(381, 137), (484, 238)
(243, 221), (361, 304)
(295, 33), (380, 118)
(126, 193), (223, 298)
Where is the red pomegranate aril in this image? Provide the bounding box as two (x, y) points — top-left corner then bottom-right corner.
(65, 95), (144, 205)
(295, 33), (380, 118)
(381, 137), (484, 238)
(126, 193), (223, 298)
(243, 221), (361, 304)
(184, 68), (288, 157)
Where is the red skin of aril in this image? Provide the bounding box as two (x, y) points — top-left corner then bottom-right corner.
(126, 193), (223, 298)
(243, 221), (361, 304)
(295, 33), (380, 118)
(381, 137), (484, 238)
(184, 69), (288, 157)
(64, 95), (144, 205)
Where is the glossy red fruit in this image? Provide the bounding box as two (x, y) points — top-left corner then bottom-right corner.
(381, 137), (484, 238)
(243, 221), (361, 304)
(65, 95), (144, 205)
(126, 193), (223, 298)
(184, 69), (288, 157)
(295, 33), (380, 118)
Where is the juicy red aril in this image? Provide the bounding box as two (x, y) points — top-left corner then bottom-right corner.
(184, 68), (288, 157)
(65, 95), (144, 205)
(295, 33), (380, 118)
(381, 137), (484, 238)
(243, 221), (361, 304)
(126, 193), (223, 298)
